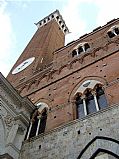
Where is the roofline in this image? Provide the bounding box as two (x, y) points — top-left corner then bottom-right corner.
(54, 18), (119, 54)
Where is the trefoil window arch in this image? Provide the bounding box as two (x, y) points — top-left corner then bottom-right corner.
(75, 80), (108, 119)
(25, 102), (49, 140)
(107, 25), (119, 38)
(72, 42), (90, 57)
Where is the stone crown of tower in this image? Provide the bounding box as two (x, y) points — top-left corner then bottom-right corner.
(35, 10), (69, 34)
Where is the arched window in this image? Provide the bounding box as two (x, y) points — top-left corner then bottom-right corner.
(29, 109), (39, 138)
(74, 80), (108, 119)
(72, 42), (90, 57)
(107, 25), (119, 38)
(85, 90), (97, 114)
(96, 85), (108, 109)
(76, 94), (85, 119)
(38, 108), (47, 134)
(25, 102), (49, 140)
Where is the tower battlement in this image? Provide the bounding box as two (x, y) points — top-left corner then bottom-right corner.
(35, 10), (69, 34)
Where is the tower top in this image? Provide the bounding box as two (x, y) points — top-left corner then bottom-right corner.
(35, 10), (69, 35)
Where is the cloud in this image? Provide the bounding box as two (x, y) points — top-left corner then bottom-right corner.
(0, 0), (16, 77)
(94, 0), (119, 26)
(62, 0), (119, 44)
(62, 0), (87, 44)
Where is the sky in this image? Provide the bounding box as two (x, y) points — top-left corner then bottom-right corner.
(1, 0), (119, 77)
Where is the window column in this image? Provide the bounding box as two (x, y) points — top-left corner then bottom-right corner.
(76, 49), (79, 56)
(26, 122), (32, 140)
(36, 114), (41, 136)
(82, 45), (86, 52)
(82, 95), (87, 116)
(92, 91), (99, 111)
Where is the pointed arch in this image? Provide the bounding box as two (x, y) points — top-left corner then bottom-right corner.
(69, 76), (107, 102)
(69, 76), (108, 120)
(77, 136), (119, 159)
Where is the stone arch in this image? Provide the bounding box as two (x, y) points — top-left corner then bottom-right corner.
(69, 76), (108, 120)
(73, 42), (89, 50)
(69, 76), (107, 102)
(106, 24), (119, 39)
(77, 136), (119, 159)
(36, 102), (49, 114)
(25, 101), (50, 139)
(90, 148), (119, 159)
(75, 79), (102, 95)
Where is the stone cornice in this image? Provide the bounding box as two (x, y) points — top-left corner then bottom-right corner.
(18, 43), (119, 97)
(24, 102), (119, 143)
(0, 73), (35, 114)
(15, 32), (119, 95)
(14, 113), (30, 126)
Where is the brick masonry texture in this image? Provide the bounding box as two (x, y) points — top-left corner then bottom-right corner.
(6, 14), (119, 159)
(6, 18), (119, 132)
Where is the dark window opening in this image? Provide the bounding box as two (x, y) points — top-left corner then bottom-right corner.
(25, 108), (47, 140)
(78, 46), (83, 54)
(38, 109), (47, 134)
(85, 90), (96, 114)
(59, 21), (62, 24)
(72, 50), (77, 57)
(56, 16), (59, 20)
(52, 15), (54, 18)
(29, 114), (38, 138)
(115, 27), (119, 35)
(62, 25), (64, 28)
(84, 43), (90, 51)
(76, 95), (85, 119)
(96, 85), (108, 109)
(107, 31), (115, 38)
(64, 29), (67, 33)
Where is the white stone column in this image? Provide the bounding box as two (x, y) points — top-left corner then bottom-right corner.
(82, 95), (87, 116)
(76, 49), (79, 56)
(112, 30), (117, 35)
(92, 91), (99, 111)
(36, 115), (41, 136)
(26, 122), (32, 140)
(82, 45), (85, 52)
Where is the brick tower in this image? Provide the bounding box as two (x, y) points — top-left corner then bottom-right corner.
(7, 10), (70, 133)
(7, 10), (69, 87)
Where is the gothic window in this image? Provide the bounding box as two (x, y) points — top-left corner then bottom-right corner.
(29, 110), (39, 138)
(107, 25), (119, 38)
(85, 90), (97, 114)
(75, 81), (108, 119)
(25, 102), (49, 140)
(72, 42), (90, 57)
(38, 109), (47, 134)
(72, 50), (78, 57)
(96, 85), (108, 109)
(76, 95), (85, 118)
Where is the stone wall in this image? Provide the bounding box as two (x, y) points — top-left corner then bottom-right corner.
(0, 73), (34, 159)
(20, 104), (119, 159)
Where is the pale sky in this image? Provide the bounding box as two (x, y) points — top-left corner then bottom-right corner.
(1, 0), (119, 77)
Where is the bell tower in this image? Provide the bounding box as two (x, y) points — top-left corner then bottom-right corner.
(7, 10), (69, 87)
